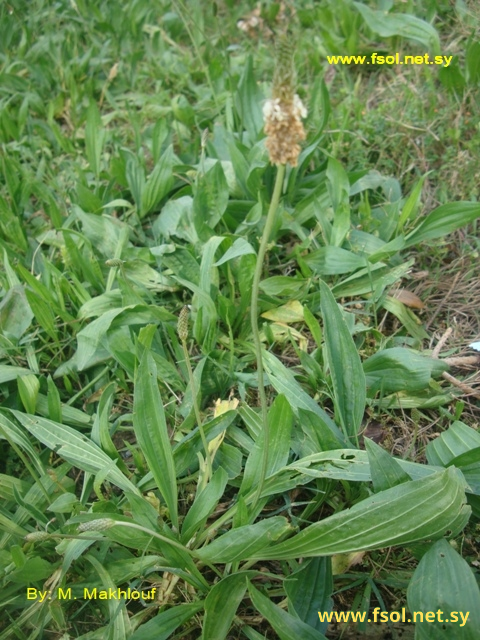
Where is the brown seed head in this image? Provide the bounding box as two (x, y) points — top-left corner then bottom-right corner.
(264, 35), (307, 166)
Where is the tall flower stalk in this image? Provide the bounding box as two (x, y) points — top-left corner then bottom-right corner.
(250, 36), (307, 511)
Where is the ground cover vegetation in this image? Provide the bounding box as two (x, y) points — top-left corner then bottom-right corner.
(0, 0), (480, 638)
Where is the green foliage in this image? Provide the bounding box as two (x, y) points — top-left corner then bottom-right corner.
(0, 0), (479, 638)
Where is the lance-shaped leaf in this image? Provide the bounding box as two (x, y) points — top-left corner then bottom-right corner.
(304, 246), (365, 275)
(364, 437), (412, 492)
(202, 574), (248, 640)
(363, 347), (448, 394)
(327, 158), (351, 248)
(195, 517), (293, 564)
(426, 421), (480, 467)
(259, 449), (440, 500)
(86, 556), (129, 640)
(181, 467), (229, 543)
(85, 101), (106, 179)
(133, 352), (178, 529)
(285, 557), (333, 634)
(262, 350), (348, 448)
(129, 602), (204, 640)
(405, 202), (480, 247)
(320, 281), (366, 440)
(140, 145), (174, 218)
(10, 411), (140, 496)
(240, 394), (293, 495)
(353, 2), (440, 51)
(407, 539), (480, 639)
(235, 56), (264, 140)
(250, 468), (470, 560)
(248, 582), (328, 640)
(213, 237), (256, 266)
(426, 421), (480, 495)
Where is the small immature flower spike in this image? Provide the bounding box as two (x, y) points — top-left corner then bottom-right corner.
(77, 518), (116, 532)
(24, 531), (51, 542)
(177, 305), (189, 342)
(263, 34), (307, 167)
(105, 259), (125, 268)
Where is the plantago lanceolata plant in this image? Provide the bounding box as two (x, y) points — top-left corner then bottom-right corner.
(250, 35), (307, 511)
(2, 3), (480, 638)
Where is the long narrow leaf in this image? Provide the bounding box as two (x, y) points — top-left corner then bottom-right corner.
(140, 145), (174, 217)
(251, 468), (469, 560)
(0, 413), (44, 474)
(10, 411), (140, 496)
(129, 603), (204, 640)
(86, 555), (129, 640)
(285, 557), (333, 634)
(407, 539), (480, 639)
(426, 421), (480, 495)
(195, 517), (293, 564)
(262, 350), (348, 447)
(364, 437), (411, 492)
(241, 394), (293, 495)
(404, 202), (480, 247)
(181, 467), (228, 543)
(133, 352), (178, 529)
(202, 574), (247, 640)
(353, 2), (440, 51)
(260, 449), (440, 500)
(327, 158), (350, 247)
(320, 281), (365, 440)
(248, 582), (327, 640)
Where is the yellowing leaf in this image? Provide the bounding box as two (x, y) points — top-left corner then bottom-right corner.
(332, 551), (365, 575)
(213, 397), (240, 418)
(208, 397), (240, 460)
(261, 300), (304, 324)
(261, 324), (308, 351)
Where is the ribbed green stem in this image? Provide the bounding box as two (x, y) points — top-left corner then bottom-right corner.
(250, 163), (286, 513)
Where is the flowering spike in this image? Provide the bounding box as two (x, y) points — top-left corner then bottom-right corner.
(263, 35), (307, 167)
(78, 518), (116, 532)
(272, 34), (296, 101)
(177, 305), (189, 342)
(105, 259), (125, 268)
(24, 531), (51, 542)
